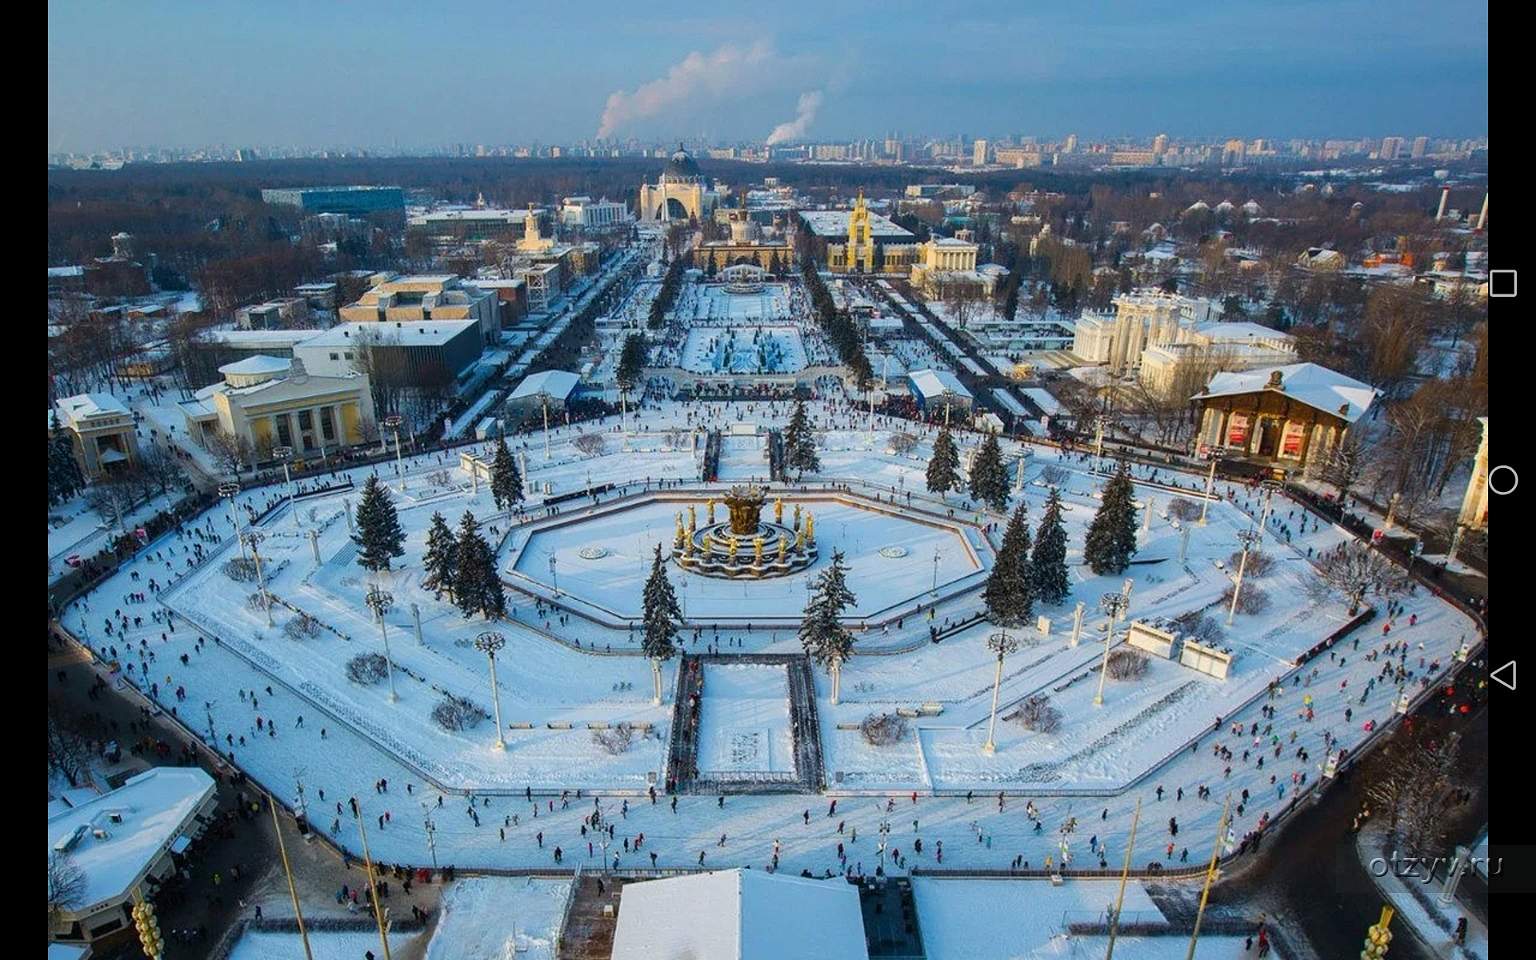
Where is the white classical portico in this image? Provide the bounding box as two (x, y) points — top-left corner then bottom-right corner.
(1191, 362), (1379, 475)
(1458, 416), (1489, 529)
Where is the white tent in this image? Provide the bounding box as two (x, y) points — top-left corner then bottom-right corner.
(611, 869), (870, 960)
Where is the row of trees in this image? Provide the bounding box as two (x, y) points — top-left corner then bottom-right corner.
(648, 256), (686, 328)
(798, 253), (873, 387)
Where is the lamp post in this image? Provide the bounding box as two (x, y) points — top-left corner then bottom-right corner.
(219, 482), (246, 560)
(1198, 460), (1216, 526)
(1227, 527), (1263, 626)
(383, 415), (406, 492)
(541, 393), (552, 461)
(365, 586), (398, 702)
(1095, 590), (1131, 707)
(983, 632), (1019, 755)
(548, 554), (559, 597)
(1094, 414), (1109, 473)
(242, 531), (273, 627)
(474, 632), (508, 750)
(421, 802), (439, 869)
(273, 445), (300, 530)
(931, 547), (941, 596)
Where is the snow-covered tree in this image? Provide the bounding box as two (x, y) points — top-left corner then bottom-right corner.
(968, 432), (1010, 511)
(800, 549), (858, 703)
(784, 399), (820, 476)
(641, 544), (682, 704)
(984, 501), (1035, 627)
(926, 427), (960, 497)
(1084, 459), (1138, 575)
(48, 852), (86, 929)
(490, 436), (522, 511)
(353, 474), (406, 573)
(421, 511), (458, 601)
(48, 413), (85, 506)
(1031, 488), (1072, 605)
(452, 511), (505, 620)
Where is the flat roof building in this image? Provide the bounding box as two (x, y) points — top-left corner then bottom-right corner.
(339, 274), (498, 343)
(48, 768), (217, 949)
(907, 368), (974, 414)
(260, 185), (405, 215)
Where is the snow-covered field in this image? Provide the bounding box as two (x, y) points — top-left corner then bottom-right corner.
(698, 663), (795, 775)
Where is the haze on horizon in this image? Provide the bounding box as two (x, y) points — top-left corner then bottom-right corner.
(47, 0), (1488, 154)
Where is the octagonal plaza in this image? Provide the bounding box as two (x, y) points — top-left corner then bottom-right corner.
(53, 406), (1483, 876)
(503, 486), (992, 626)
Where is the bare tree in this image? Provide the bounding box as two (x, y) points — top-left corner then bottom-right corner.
(136, 442), (185, 498)
(1307, 542), (1408, 615)
(204, 429), (252, 478)
(573, 433), (607, 456)
(48, 852), (88, 929)
(1365, 723), (1462, 856)
(349, 325), (408, 419)
(47, 699), (94, 788)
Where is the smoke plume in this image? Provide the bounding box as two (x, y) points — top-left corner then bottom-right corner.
(765, 90), (823, 145)
(597, 41), (773, 139)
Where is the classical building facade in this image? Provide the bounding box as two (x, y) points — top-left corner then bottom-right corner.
(178, 356), (376, 461)
(52, 393), (139, 480)
(638, 147), (719, 222)
(1191, 362), (1379, 475)
(1072, 289), (1220, 375)
(800, 197), (918, 274)
(695, 207), (794, 272)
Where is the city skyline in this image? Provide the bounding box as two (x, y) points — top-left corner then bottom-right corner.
(48, 0), (1488, 154)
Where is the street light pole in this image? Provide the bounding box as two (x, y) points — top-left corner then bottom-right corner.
(541, 394), (551, 461)
(1095, 590), (1130, 707)
(1227, 527), (1262, 626)
(1198, 461), (1216, 526)
(474, 632), (508, 750)
(273, 445), (299, 530)
(549, 554), (559, 597)
(384, 416), (405, 492)
(243, 532), (272, 627)
(983, 632), (1019, 755)
(365, 586), (398, 702)
(219, 482), (246, 560)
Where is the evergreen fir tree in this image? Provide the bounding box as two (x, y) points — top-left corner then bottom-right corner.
(799, 550), (858, 702)
(616, 334), (646, 393)
(983, 501), (1035, 627)
(640, 544), (682, 704)
(1030, 488), (1072, 605)
(421, 512), (458, 601)
(452, 511), (505, 620)
(968, 432), (1010, 511)
(353, 474), (406, 573)
(783, 399), (820, 476)
(1083, 459), (1139, 575)
(490, 436), (522, 511)
(926, 428), (960, 496)
(48, 413), (86, 506)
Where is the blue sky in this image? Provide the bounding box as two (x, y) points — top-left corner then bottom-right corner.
(47, 0), (1488, 152)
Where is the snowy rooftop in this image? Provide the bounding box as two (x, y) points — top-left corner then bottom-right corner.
(1192, 361), (1379, 423)
(611, 869), (869, 960)
(509, 369), (580, 401)
(799, 210), (915, 239)
(218, 355), (293, 377)
(301, 318), (480, 347)
(48, 265), (85, 278)
(56, 392), (131, 422)
(1189, 321), (1295, 344)
(204, 329), (326, 347)
(908, 368), (974, 402)
(47, 768), (216, 911)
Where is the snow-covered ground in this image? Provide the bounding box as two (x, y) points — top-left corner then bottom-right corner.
(915, 878), (1253, 959)
(425, 876), (570, 960)
(56, 397), (1482, 880)
(679, 325), (808, 374)
(228, 929), (414, 960)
